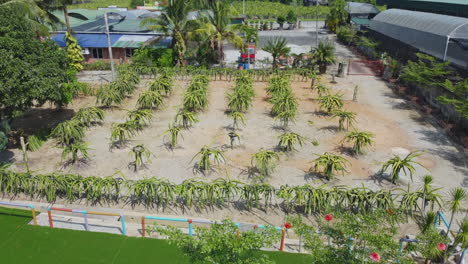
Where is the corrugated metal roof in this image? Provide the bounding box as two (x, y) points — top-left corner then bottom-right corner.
(371, 9), (468, 38)
(346, 2), (380, 15)
(113, 35), (172, 48)
(351, 17), (371, 25)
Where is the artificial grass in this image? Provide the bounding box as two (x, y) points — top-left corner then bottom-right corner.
(0, 208), (312, 263)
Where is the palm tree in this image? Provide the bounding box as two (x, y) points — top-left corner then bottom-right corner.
(444, 187), (467, 262)
(310, 153), (348, 180)
(140, 0), (193, 66)
(381, 151), (425, 184)
(262, 37), (291, 69)
(311, 42), (336, 74)
(332, 110), (356, 131)
(193, 1), (244, 65)
(318, 94), (344, 113)
(343, 131), (374, 155)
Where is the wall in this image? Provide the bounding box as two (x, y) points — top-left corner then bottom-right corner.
(84, 48), (130, 64)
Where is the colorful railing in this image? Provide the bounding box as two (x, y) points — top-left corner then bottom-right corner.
(0, 201), (37, 225)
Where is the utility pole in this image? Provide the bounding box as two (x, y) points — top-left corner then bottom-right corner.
(316, 0), (319, 47)
(104, 12), (116, 81)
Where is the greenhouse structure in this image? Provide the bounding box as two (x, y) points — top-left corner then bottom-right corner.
(370, 9), (468, 70)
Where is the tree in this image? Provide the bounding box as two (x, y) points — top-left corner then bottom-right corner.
(311, 42), (336, 74)
(343, 131), (374, 155)
(140, 0), (193, 66)
(444, 187), (467, 261)
(326, 0), (347, 32)
(193, 1), (244, 65)
(381, 151), (425, 184)
(310, 153), (348, 180)
(147, 220), (279, 264)
(65, 32), (84, 72)
(0, 6), (71, 120)
(262, 37), (291, 69)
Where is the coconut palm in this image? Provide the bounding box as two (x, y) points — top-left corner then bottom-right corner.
(381, 151), (425, 184)
(73, 107), (105, 127)
(140, 0), (193, 66)
(129, 144), (153, 172)
(343, 131), (374, 155)
(137, 90), (164, 110)
(228, 111), (246, 129)
(332, 110), (356, 131)
(163, 124), (183, 149)
(175, 109), (199, 129)
(192, 1), (244, 65)
(61, 141), (90, 165)
(278, 132), (305, 152)
(262, 37), (291, 69)
(310, 153), (348, 180)
(318, 93), (344, 113)
(192, 146), (225, 172)
(311, 42), (336, 74)
(127, 109), (153, 128)
(251, 149), (280, 177)
(51, 120), (85, 146)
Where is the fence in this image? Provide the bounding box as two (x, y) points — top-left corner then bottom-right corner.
(141, 215), (287, 250)
(47, 206), (127, 236)
(0, 201), (37, 225)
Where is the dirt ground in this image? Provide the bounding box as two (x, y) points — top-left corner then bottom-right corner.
(1, 41), (467, 229)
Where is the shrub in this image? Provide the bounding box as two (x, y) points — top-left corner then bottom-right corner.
(83, 60), (111, 71)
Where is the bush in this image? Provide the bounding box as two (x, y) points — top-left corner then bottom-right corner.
(336, 26), (356, 44)
(130, 0), (144, 8)
(83, 60), (111, 71)
(286, 10), (297, 23)
(0, 131), (7, 151)
(277, 15), (286, 26)
(132, 48), (173, 67)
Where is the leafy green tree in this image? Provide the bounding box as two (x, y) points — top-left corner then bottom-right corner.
(147, 220), (279, 264)
(311, 42), (336, 74)
(140, 0), (193, 66)
(0, 6), (71, 120)
(65, 32), (84, 71)
(325, 0), (347, 32)
(262, 37), (291, 69)
(381, 151), (425, 184)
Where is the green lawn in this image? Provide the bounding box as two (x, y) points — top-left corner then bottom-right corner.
(0, 207), (312, 264)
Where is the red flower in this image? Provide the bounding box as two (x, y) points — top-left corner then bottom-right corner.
(370, 252), (380, 262)
(437, 243), (446, 251)
(284, 222), (292, 229)
(324, 214), (333, 222)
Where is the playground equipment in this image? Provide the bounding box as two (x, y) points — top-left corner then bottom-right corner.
(47, 206), (127, 236)
(0, 201), (37, 225)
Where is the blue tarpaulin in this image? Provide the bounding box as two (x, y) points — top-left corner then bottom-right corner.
(52, 33), (124, 48)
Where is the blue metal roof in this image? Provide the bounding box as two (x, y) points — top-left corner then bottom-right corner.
(52, 33), (123, 48)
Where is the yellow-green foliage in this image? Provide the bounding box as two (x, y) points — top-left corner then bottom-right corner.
(66, 32), (84, 72)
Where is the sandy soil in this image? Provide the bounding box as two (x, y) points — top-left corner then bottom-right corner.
(1, 41), (467, 229)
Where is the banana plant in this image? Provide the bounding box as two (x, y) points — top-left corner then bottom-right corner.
(251, 149), (280, 177)
(192, 146), (225, 172)
(278, 132), (305, 152)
